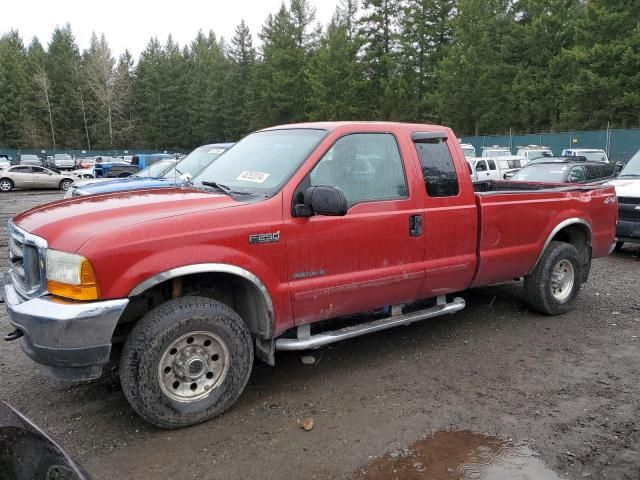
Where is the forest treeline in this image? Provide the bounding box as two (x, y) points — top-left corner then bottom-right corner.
(0, 0), (638, 150)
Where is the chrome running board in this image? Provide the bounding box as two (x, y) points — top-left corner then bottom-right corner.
(275, 296), (465, 351)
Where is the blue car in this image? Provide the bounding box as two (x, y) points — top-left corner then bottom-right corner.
(132, 153), (176, 169)
(66, 143), (233, 198)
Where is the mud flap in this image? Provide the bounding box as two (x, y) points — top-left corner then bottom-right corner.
(582, 247), (592, 283)
(255, 336), (275, 366)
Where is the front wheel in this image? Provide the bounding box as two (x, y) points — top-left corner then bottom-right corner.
(614, 241), (624, 252)
(59, 179), (73, 191)
(120, 297), (254, 428)
(524, 241), (583, 315)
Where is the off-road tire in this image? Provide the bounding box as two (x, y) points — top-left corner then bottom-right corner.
(524, 241), (582, 315)
(0, 178), (13, 192)
(120, 296), (254, 429)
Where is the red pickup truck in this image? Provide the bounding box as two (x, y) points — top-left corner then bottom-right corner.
(4, 122), (617, 428)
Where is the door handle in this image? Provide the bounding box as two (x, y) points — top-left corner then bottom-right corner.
(409, 214), (423, 237)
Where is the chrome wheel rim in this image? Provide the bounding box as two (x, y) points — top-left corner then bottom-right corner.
(158, 331), (230, 403)
(0, 180), (11, 191)
(61, 181), (72, 191)
(550, 259), (575, 302)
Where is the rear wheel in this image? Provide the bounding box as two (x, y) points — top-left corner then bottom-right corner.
(524, 241), (583, 315)
(120, 297), (254, 428)
(59, 179), (73, 191)
(0, 178), (13, 192)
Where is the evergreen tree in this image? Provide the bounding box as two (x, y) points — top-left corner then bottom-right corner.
(436, 0), (515, 135)
(253, 1), (318, 127)
(557, 0), (640, 129)
(398, 0), (455, 122)
(0, 31), (29, 147)
(306, 6), (364, 120)
(222, 21), (256, 140)
(358, 0), (401, 119)
(46, 25), (83, 147)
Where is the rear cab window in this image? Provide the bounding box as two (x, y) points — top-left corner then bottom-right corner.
(412, 133), (460, 197)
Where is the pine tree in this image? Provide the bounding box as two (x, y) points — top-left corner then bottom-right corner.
(358, 0), (401, 119)
(398, 0), (454, 122)
(252, 1), (318, 127)
(557, 0), (640, 129)
(436, 0), (515, 135)
(46, 25), (83, 147)
(0, 31), (29, 147)
(222, 21), (256, 140)
(306, 6), (364, 120)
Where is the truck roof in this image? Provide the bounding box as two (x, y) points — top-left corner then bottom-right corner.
(261, 121), (449, 133)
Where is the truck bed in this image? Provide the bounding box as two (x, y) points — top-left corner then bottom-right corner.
(470, 182), (617, 287)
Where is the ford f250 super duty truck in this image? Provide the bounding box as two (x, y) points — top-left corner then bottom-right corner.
(3, 122), (617, 428)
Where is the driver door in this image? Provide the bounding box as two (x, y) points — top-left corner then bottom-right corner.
(284, 132), (426, 325)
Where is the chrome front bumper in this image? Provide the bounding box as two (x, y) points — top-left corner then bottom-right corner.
(3, 273), (129, 381)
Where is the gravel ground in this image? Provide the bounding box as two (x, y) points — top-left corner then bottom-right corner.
(0, 189), (638, 479)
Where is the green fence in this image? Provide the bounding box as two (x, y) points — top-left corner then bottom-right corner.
(459, 128), (640, 162)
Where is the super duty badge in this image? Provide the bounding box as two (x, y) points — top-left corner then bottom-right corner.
(249, 231), (280, 244)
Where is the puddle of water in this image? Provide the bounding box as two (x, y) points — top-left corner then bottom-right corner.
(355, 430), (561, 480)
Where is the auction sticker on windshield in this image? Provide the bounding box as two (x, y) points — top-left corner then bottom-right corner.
(237, 171), (270, 183)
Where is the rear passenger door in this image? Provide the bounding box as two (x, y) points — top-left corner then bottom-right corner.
(486, 159), (500, 180)
(412, 133), (478, 298)
(8, 166), (33, 187)
(285, 132), (426, 325)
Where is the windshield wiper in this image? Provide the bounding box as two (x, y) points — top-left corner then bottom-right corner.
(201, 181), (254, 196)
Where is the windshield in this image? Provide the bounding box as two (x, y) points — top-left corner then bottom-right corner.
(194, 129), (327, 193)
(581, 151), (607, 162)
(526, 150), (552, 159)
(619, 150), (640, 177)
(133, 159), (176, 178)
(484, 150), (510, 157)
(55, 154), (72, 160)
(462, 147), (476, 157)
(511, 164), (569, 182)
(163, 145), (229, 179)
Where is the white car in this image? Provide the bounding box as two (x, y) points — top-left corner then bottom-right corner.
(0, 165), (78, 192)
(0, 159), (10, 170)
(481, 146), (512, 158)
(460, 143), (477, 158)
(562, 148), (609, 163)
(516, 145), (553, 164)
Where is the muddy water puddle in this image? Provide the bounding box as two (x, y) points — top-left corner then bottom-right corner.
(355, 430), (561, 479)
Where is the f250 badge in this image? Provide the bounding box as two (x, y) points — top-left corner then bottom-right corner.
(249, 231), (280, 244)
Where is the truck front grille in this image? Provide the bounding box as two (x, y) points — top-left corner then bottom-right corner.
(8, 222), (46, 298)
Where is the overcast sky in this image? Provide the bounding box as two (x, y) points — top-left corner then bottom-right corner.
(2, 0), (337, 59)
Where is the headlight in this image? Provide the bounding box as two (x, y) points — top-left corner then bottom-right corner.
(46, 250), (99, 300)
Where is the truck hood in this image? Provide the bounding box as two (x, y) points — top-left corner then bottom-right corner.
(13, 188), (241, 252)
(608, 178), (640, 197)
(75, 177), (180, 195)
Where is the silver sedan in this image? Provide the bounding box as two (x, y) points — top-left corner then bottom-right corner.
(0, 165), (78, 192)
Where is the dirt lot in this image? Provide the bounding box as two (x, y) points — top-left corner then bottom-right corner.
(0, 190), (639, 479)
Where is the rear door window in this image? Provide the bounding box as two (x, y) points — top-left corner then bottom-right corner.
(487, 159), (497, 170)
(567, 166), (587, 183)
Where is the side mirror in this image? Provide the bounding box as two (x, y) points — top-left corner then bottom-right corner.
(294, 186), (348, 217)
(614, 162), (624, 174)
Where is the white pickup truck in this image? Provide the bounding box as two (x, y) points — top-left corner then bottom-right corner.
(609, 150), (640, 250)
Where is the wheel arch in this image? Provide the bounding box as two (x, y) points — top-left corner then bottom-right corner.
(530, 218), (592, 275)
(127, 263), (274, 340)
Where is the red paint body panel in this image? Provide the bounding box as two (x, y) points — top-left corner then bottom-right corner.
(12, 122), (617, 338)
